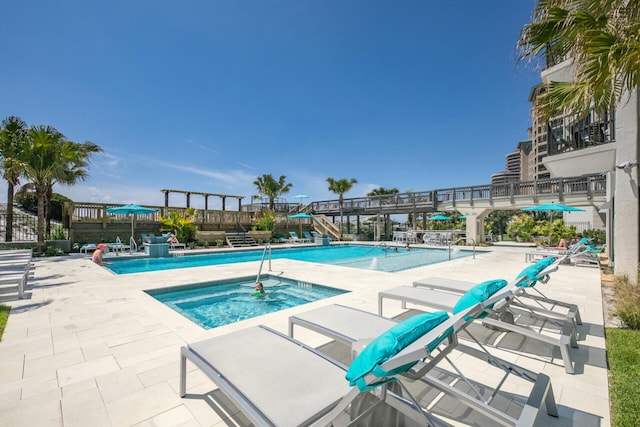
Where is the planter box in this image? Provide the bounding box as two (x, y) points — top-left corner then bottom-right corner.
(248, 231), (272, 242)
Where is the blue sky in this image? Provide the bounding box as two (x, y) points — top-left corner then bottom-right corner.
(1, 1), (541, 210)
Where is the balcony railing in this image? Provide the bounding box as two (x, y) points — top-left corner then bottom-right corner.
(548, 116), (615, 156)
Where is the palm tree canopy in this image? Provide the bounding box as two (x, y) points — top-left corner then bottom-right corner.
(253, 174), (292, 210)
(326, 177), (358, 202)
(367, 187), (399, 197)
(0, 116), (28, 184)
(518, 0), (640, 119)
(21, 125), (102, 248)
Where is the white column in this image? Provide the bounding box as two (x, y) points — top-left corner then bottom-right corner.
(459, 209), (491, 244)
(613, 88), (640, 284)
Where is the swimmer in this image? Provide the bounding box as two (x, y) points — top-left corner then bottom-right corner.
(252, 282), (266, 297)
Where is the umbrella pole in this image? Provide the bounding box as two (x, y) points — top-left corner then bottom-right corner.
(131, 216), (135, 253)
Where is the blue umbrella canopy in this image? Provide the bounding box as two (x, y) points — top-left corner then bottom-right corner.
(106, 203), (157, 215)
(522, 203), (585, 213)
(522, 203), (584, 245)
(429, 214), (452, 221)
(106, 204), (158, 251)
(288, 213), (314, 219)
(288, 212), (314, 235)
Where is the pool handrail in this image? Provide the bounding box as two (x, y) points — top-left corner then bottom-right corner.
(255, 243), (272, 284)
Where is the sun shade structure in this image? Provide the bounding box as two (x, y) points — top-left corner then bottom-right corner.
(288, 212), (314, 235)
(105, 204), (158, 252)
(522, 203), (584, 245)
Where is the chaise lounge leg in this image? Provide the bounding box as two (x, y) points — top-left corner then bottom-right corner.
(180, 347), (187, 397)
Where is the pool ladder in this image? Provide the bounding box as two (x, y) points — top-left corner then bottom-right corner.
(256, 243), (272, 284)
(448, 238), (475, 260)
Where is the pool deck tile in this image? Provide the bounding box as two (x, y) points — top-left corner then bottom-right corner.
(0, 244), (610, 426)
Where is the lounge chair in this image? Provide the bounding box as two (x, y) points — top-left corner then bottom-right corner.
(413, 256), (582, 326)
(288, 231), (311, 243)
(572, 244), (604, 267)
(288, 283), (558, 426)
(303, 231), (314, 241)
(0, 250), (34, 299)
(524, 237), (591, 263)
(108, 236), (126, 254)
(378, 268), (579, 374)
(79, 243), (97, 254)
(182, 294), (557, 426)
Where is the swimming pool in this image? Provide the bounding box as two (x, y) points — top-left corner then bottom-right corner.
(146, 275), (348, 329)
(107, 244), (474, 274)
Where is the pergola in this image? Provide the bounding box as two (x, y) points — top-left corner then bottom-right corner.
(160, 189), (244, 211)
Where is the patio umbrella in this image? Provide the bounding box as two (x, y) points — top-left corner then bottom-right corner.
(429, 214), (452, 221)
(106, 204), (157, 252)
(522, 202), (584, 245)
(428, 214), (451, 231)
(288, 212), (314, 236)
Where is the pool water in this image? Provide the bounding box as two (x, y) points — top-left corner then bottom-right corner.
(146, 275), (348, 329)
(108, 244), (473, 274)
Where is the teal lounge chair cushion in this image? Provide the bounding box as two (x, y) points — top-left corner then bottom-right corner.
(516, 256), (557, 287)
(452, 279), (508, 320)
(346, 311), (450, 391)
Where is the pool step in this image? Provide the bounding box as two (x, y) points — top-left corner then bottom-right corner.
(225, 233), (260, 248)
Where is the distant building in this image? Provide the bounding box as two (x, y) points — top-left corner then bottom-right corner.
(491, 148), (521, 185)
(517, 138), (533, 181)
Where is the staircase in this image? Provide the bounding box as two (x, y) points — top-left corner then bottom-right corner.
(225, 232), (259, 248)
(313, 214), (341, 240)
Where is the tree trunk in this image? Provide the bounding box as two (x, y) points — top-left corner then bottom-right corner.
(45, 185), (53, 238)
(5, 182), (14, 242)
(36, 186), (46, 251)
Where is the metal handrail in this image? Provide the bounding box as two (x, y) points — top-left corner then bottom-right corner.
(256, 243), (272, 284)
(449, 238), (475, 260)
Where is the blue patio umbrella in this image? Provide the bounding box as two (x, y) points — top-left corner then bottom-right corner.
(429, 214), (452, 221)
(106, 204), (157, 251)
(288, 212), (314, 235)
(522, 203), (584, 245)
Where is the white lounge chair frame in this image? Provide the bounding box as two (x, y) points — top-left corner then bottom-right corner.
(378, 278), (579, 374)
(289, 303), (558, 427)
(413, 258), (582, 327)
(181, 325), (442, 426)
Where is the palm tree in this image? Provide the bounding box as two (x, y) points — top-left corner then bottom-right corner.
(44, 140), (102, 236)
(253, 174), (292, 211)
(0, 116), (28, 242)
(326, 177), (358, 226)
(518, 0), (640, 119)
(22, 125), (102, 250)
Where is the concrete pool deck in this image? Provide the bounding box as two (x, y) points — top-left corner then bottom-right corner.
(0, 244), (609, 426)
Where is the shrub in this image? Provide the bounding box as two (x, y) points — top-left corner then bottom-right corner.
(506, 214), (535, 242)
(44, 246), (64, 257)
(216, 239), (224, 247)
(0, 304), (10, 341)
(47, 225), (67, 240)
(582, 228), (606, 244)
(255, 210), (276, 231)
(613, 275), (640, 330)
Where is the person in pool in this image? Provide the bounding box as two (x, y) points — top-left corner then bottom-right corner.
(91, 243), (110, 266)
(252, 282), (266, 297)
